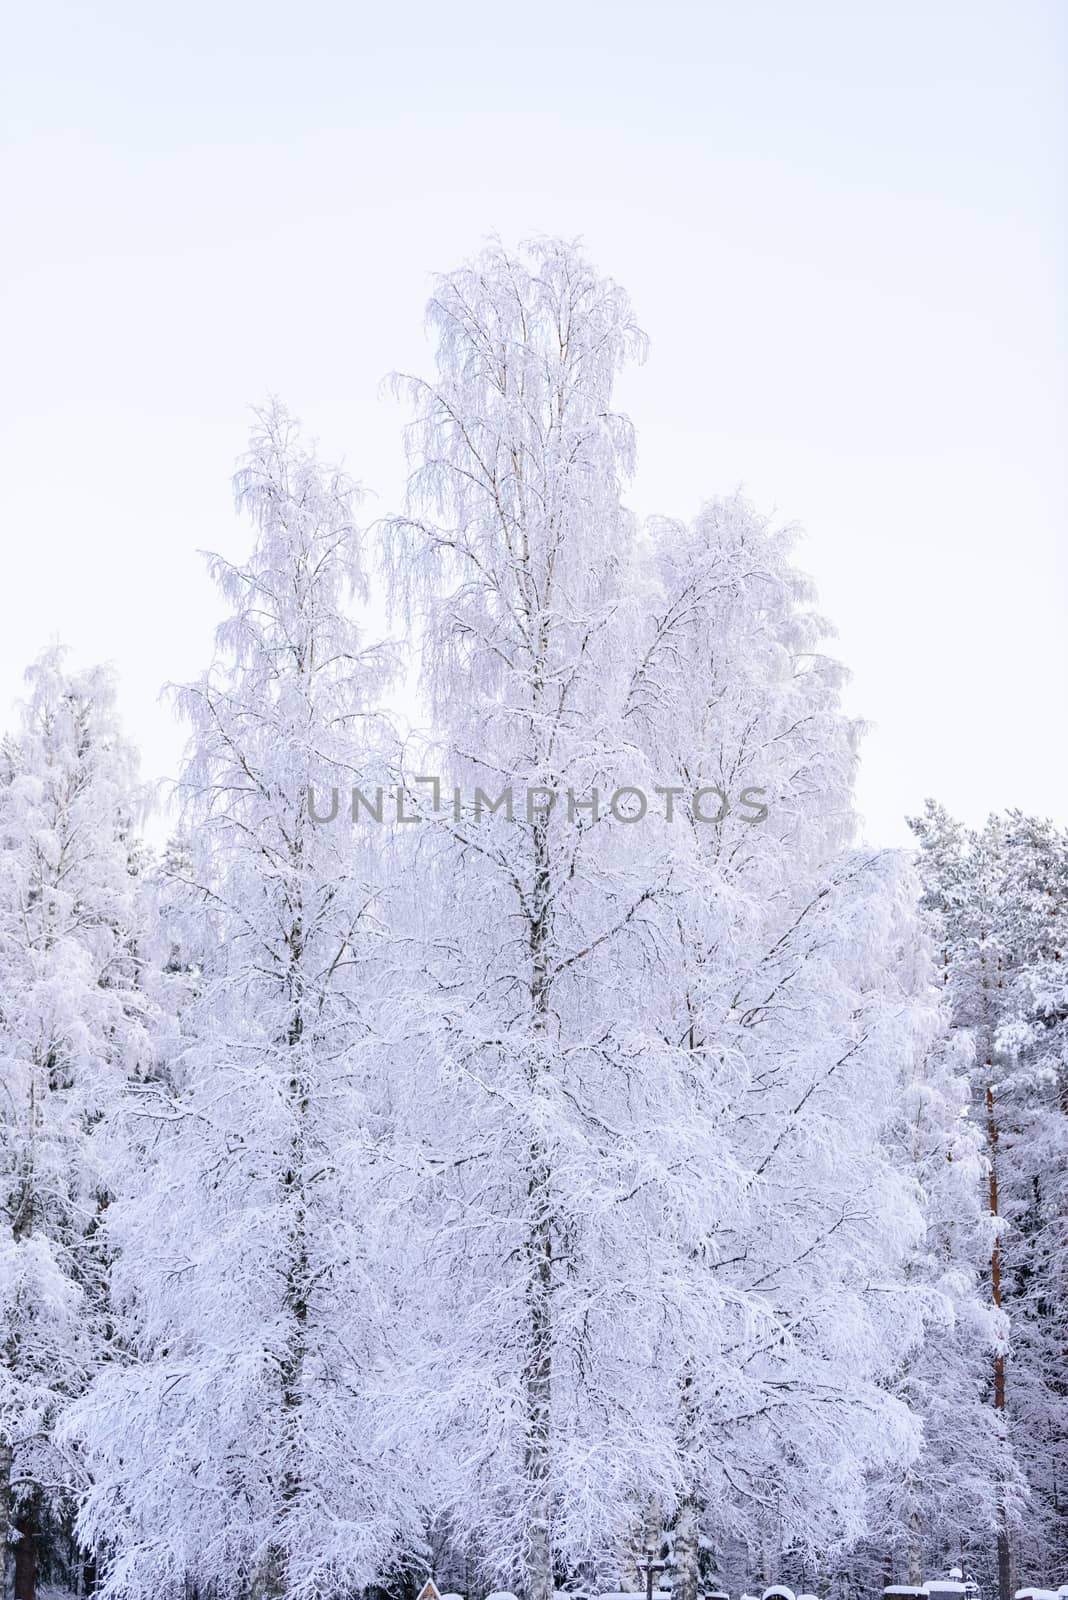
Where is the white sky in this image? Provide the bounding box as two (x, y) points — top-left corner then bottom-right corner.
(2, 0), (1065, 847)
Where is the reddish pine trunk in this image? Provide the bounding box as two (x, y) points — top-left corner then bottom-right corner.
(986, 1080), (1012, 1600)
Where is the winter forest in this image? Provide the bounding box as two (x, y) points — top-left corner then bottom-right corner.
(1, 238), (1065, 1600)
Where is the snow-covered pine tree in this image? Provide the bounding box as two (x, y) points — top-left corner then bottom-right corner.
(69, 402), (413, 1600)
(910, 804), (1068, 1594)
(0, 648), (153, 1600)
(848, 1012), (1014, 1590)
(994, 812), (1068, 1585)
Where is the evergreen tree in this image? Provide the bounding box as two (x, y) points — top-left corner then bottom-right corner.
(910, 803), (1068, 1593)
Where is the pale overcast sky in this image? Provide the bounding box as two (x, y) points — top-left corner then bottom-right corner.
(2, 0), (1065, 846)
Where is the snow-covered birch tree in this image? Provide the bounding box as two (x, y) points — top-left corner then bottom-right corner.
(69, 402), (413, 1600)
(618, 497), (945, 1592)
(6, 236), (1052, 1600)
(382, 237), (684, 1600)
(0, 648), (153, 1600)
(380, 243), (962, 1600)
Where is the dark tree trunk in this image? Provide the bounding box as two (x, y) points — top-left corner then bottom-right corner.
(83, 1550), (99, 1595)
(13, 1501), (39, 1600)
(996, 1530), (1012, 1600)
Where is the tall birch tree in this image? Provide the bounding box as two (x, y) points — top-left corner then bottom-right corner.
(383, 236), (664, 1600)
(621, 497), (944, 1592)
(70, 402), (411, 1600)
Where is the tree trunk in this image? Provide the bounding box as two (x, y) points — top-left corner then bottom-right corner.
(907, 1507), (922, 1584)
(256, 871), (311, 1600)
(13, 1499), (39, 1600)
(673, 1357), (699, 1600)
(986, 1081), (1012, 1600)
(760, 1538), (773, 1587)
(523, 1156), (553, 1600)
(995, 1531), (1011, 1600)
(523, 799), (554, 1600)
(0, 1442), (12, 1600)
(672, 1498), (700, 1600)
(250, 1550), (286, 1600)
(82, 1549), (99, 1595)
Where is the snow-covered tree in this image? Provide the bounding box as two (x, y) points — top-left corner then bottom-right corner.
(909, 803), (1068, 1595)
(381, 235), (681, 1600)
(7, 236), (1053, 1600)
(0, 648), (153, 1599)
(619, 497), (954, 1594)
(848, 1021), (1014, 1590)
(69, 402), (412, 1600)
(380, 242), (953, 1600)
